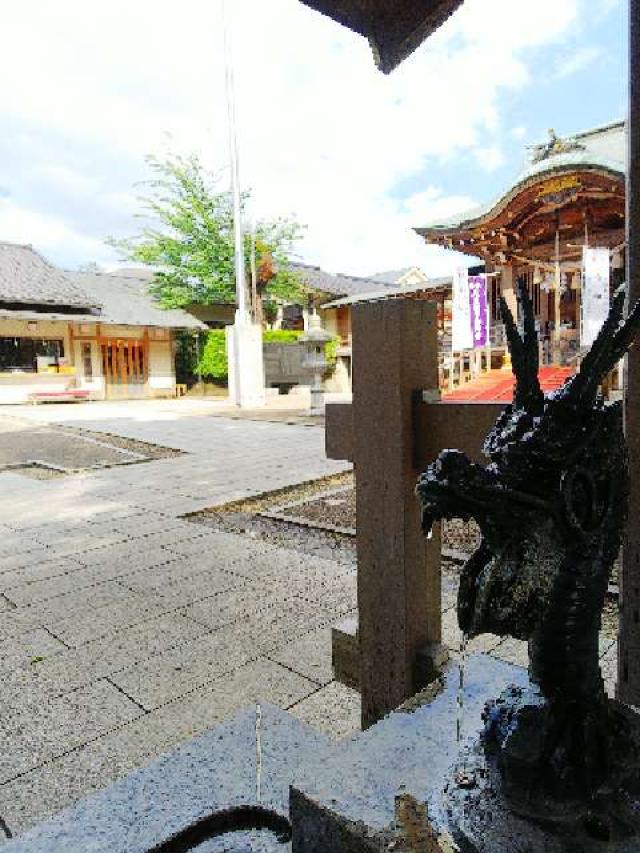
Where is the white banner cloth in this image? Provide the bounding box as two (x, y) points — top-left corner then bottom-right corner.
(581, 247), (610, 348)
(452, 267), (473, 351)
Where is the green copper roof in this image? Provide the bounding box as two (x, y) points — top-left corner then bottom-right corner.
(416, 120), (625, 235)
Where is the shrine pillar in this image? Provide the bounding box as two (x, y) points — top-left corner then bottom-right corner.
(500, 264), (518, 321)
(619, 0), (640, 705)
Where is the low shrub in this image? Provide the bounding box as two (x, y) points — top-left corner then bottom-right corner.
(196, 330), (228, 381)
(262, 329), (303, 344)
(194, 327), (341, 383)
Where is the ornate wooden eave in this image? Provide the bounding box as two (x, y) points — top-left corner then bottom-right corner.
(416, 166), (625, 264)
(299, 0), (464, 72)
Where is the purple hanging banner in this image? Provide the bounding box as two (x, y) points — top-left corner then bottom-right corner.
(468, 275), (489, 348)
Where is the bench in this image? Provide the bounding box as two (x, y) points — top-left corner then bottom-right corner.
(28, 389), (90, 404)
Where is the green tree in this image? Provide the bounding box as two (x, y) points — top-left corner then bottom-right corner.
(107, 152), (307, 318)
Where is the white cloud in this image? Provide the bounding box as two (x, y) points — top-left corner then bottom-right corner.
(0, 199), (113, 267)
(553, 46), (603, 79)
(0, 0), (586, 275)
(473, 146), (506, 172)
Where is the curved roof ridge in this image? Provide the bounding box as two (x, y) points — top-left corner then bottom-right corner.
(416, 122), (625, 236)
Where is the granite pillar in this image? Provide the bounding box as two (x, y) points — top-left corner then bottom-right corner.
(351, 298), (442, 728)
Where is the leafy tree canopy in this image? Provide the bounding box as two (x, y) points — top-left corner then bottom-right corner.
(107, 152), (307, 311)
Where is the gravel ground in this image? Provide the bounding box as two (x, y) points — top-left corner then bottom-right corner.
(193, 471), (353, 517)
(192, 510), (357, 565)
(190, 473), (622, 640)
(278, 486), (355, 529)
(273, 477), (482, 554)
(190, 473), (484, 571)
(189, 471), (356, 564)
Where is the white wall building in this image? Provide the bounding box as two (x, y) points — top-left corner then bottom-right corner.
(0, 243), (205, 404)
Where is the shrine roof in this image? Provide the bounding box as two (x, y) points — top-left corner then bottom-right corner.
(416, 120), (625, 238)
(299, 0), (464, 73)
(322, 276), (452, 308)
(290, 261), (391, 298)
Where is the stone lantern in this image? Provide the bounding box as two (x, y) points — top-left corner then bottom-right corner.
(300, 313), (332, 415)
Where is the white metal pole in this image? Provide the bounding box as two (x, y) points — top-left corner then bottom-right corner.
(250, 218), (258, 322)
(222, 0), (248, 323)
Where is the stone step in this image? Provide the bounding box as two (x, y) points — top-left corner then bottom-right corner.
(332, 613), (448, 695)
(331, 615), (359, 690)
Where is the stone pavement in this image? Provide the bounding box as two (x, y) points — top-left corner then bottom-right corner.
(0, 398), (618, 840)
(0, 399), (357, 838)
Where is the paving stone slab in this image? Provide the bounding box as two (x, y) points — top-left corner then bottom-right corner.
(109, 625), (259, 710)
(180, 565), (354, 636)
(120, 526), (210, 550)
(288, 681), (361, 743)
(110, 657), (320, 762)
(0, 628), (66, 676)
(252, 599), (348, 659)
(110, 593), (340, 711)
(0, 534), (51, 554)
(4, 704), (332, 852)
(1, 613), (209, 700)
(0, 557), (87, 591)
(0, 548), (67, 575)
(44, 547), (184, 592)
(6, 581), (146, 638)
(71, 539), (172, 569)
(109, 518), (191, 538)
(0, 659), (320, 837)
(3, 561), (154, 607)
(44, 591), (168, 647)
(182, 583), (295, 633)
(34, 532), (130, 560)
(286, 571), (357, 612)
(162, 529), (273, 563)
(267, 626), (335, 686)
(0, 679), (143, 784)
(118, 553), (243, 599)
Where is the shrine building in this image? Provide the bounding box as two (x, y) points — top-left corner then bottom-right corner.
(415, 120), (626, 367)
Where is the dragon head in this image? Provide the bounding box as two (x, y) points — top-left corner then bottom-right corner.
(417, 281), (638, 653)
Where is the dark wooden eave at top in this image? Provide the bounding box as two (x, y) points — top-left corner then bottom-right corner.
(417, 167), (626, 264)
(299, 0), (464, 73)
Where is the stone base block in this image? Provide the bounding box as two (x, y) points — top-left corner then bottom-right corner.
(227, 320), (266, 408)
(7, 705), (331, 853)
(332, 614), (448, 696)
(292, 653), (640, 852)
(332, 615), (359, 690)
(290, 654), (529, 852)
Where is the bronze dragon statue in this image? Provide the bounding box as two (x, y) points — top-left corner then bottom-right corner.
(417, 280), (640, 837)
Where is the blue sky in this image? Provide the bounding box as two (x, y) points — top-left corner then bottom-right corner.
(0, 0), (628, 278)
(396, 0), (627, 211)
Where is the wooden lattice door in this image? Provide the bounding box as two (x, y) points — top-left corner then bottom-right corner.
(101, 340), (146, 398)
